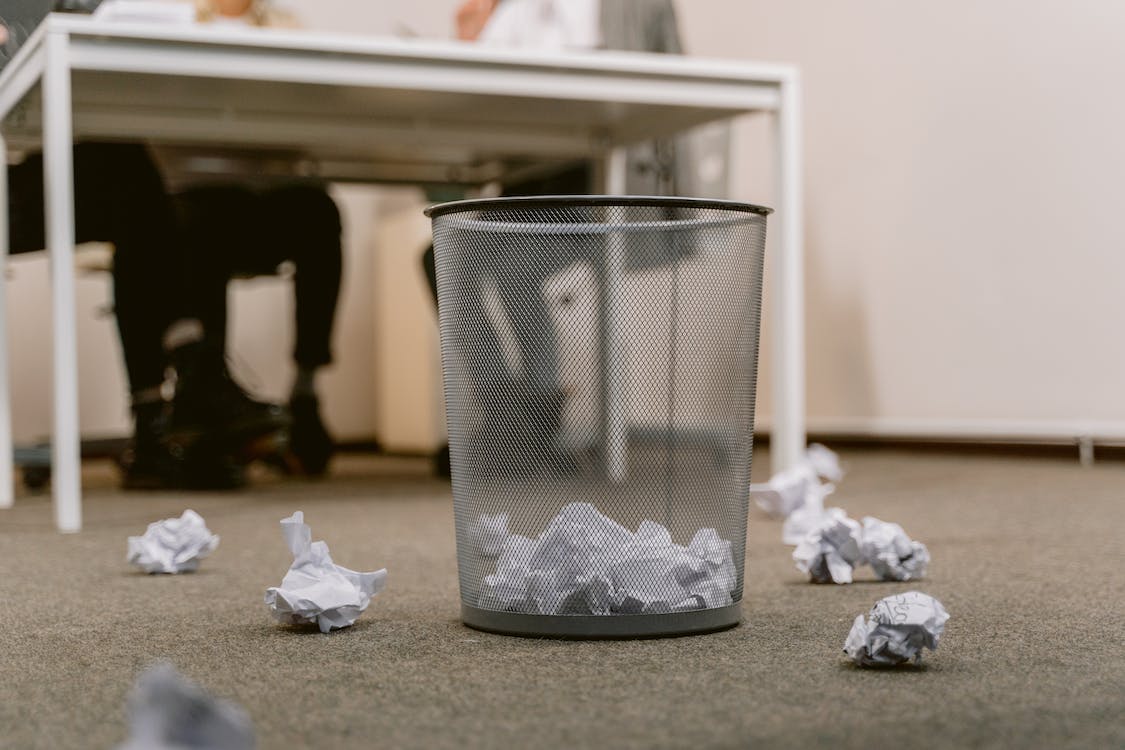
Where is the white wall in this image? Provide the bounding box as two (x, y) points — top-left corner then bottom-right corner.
(8, 0), (1125, 448)
(690, 0), (1125, 439)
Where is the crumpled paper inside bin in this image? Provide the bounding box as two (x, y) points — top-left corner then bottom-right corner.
(476, 503), (738, 615)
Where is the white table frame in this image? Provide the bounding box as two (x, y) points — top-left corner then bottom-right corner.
(0, 15), (804, 532)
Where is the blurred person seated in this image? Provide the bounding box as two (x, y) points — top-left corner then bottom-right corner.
(124, 0), (339, 483)
(148, 0), (341, 482)
(5, 143), (294, 489)
(3, 1), (340, 488)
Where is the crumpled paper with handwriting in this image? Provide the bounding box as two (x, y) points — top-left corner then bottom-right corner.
(844, 591), (949, 667)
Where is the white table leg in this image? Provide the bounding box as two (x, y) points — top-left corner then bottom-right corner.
(602, 147), (628, 482)
(0, 134), (14, 509)
(43, 31), (81, 533)
(771, 69), (807, 475)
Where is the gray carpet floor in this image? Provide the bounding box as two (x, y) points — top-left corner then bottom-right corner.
(1, 448), (1123, 749)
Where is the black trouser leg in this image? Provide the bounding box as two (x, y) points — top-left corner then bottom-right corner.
(7, 142), (182, 393)
(175, 184), (342, 371)
(262, 186), (342, 370)
(172, 186), (252, 354)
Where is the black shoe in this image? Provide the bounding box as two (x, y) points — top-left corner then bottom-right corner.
(168, 442), (247, 491)
(164, 341), (291, 454)
(119, 411), (172, 492)
(287, 394), (334, 477)
(120, 400), (248, 491)
(120, 402), (174, 490)
(120, 440), (173, 490)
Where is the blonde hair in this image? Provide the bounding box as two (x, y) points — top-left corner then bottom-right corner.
(193, 0), (299, 28)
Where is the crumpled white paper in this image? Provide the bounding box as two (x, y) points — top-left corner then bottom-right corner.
(476, 503), (737, 615)
(804, 443), (845, 482)
(750, 463), (820, 519)
(792, 509), (863, 584)
(468, 512), (510, 558)
(780, 482), (839, 545)
(751, 444), (843, 519)
(264, 512), (387, 633)
(844, 591), (949, 667)
(859, 516), (930, 581)
(127, 510), (219, 574)
(116, 662), (255, 750)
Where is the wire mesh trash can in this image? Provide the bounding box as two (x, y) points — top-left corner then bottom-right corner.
(427, 196), (770, 638)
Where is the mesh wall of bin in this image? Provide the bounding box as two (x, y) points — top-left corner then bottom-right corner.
(426, 196), (769, 638)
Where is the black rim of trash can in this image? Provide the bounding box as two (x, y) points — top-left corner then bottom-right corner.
(425, 194), (773, 218)
(462, 603), (742, 639)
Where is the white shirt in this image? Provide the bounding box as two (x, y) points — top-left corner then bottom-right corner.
(479, 0), (602, 51)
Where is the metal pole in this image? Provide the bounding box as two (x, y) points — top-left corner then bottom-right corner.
(0, 133), (14, 509)
(602, 146), (628, 482)
(43, 30), (82, 532)
(771, 68), (806, 475)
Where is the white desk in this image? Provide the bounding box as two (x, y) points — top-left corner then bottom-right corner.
(0, 15), (805, 532)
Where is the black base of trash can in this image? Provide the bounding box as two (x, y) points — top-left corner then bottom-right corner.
(461, 603), (742, 639)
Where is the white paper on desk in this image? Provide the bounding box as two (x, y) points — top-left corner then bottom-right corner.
(127, 509), (219, 574)
(844, 591), (949, 667)
(859, 516), (930, 582)
(477, 503), (737, 615)
(94, 0), (198, 25)
(264, 512), (387, 633)
(117, 662), (255, 750)
(792, 509), (862, 584)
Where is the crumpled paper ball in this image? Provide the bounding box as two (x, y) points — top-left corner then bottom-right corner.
(264, 512), (387, 633)
(750, 463), (821, 519)
(792, 509), (863, 584)
(751, 443), (844, 519)
(859, 516), (930, 581)
(127, 509), (219, 574)
(804, 443), (845, 482)
(844, 591), (949, 667)
(780, 482), (839, 545)
(468, 512), (510, 558)
(116, 662), (255, 750)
